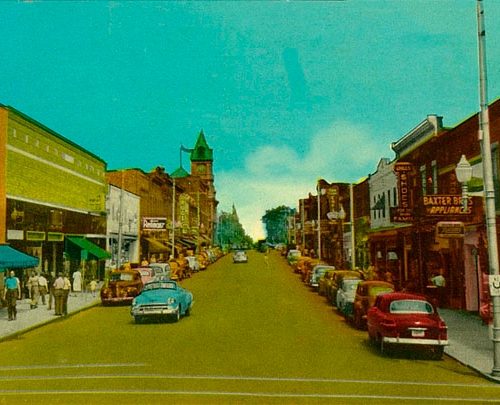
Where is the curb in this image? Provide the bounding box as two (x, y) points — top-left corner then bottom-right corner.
(0, 300), (101, 343)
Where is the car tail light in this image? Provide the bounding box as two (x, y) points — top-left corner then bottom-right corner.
(438, 320), (448, 339)
(381, 318), (397, 329)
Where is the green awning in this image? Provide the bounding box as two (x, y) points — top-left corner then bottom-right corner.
(67, 237), (111, 260)
(0, 244), (39, 270)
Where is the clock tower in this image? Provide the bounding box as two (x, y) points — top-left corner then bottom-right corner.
(190, 130), (214, 185)
(190, 130), (217, 244)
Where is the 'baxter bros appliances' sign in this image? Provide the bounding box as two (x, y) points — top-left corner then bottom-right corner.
(142, 217), (167, 230)
(423, 195), (472, 215)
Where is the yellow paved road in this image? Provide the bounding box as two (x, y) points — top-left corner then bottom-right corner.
(0, 250), (498, 404)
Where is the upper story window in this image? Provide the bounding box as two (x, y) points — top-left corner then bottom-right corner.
(431, 160), (438, 194)
(420, 165), (427, 196)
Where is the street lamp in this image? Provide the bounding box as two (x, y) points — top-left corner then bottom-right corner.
(477, 0), (500, 376)
(455, 155), (473, 210)
(317, 183), (326, 261)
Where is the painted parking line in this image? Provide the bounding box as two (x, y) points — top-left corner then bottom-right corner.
(0, 372), (497, 389)
(0, 363), (146, 371)
(0, 389), (498, 402)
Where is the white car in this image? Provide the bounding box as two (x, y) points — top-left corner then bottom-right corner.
(233, 250), (248, 263)
(336, 278), (362, 313)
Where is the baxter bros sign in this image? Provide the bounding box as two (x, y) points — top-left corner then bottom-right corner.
(142, 217), (167, 230)
(423, 195), (472, 215)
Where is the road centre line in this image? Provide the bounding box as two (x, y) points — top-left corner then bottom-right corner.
(0, 363), (146, 371)
(0, 372), (496, 389)
(0, 389), (497, 402)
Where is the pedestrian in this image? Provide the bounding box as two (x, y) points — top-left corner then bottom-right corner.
(72, 269), (82, 296)
(38, 273), (48, 305)
(89, 279), (97, 297)
(431, 269), (446, 307)
(46, 272), (55, 310)
(62, 273), (71, 316)
(53, 272), (65, 316)
(3, 270), (21, 321)
(27, 271), (40, 309)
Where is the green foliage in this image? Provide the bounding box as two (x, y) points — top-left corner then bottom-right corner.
(261, 205), (295, 244)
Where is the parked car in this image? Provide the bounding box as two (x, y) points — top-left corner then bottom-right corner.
(367, 292), (448, 359)
(186, 255), (201, 272)
(309, 265), (336, 290)
(336, 277), (362, 313)
(233, 250), (248, 263)
(299, 258), (323, 282)
(348, 280), (395, 329)
(137, 267), (156, 285)
(148, 262), (171, 279)
(318, 269), (336, 297)
(131, 279), (193, 323)
(287, 249), (301, 266)
(101, 269), (143, 306)
(328, 270), (363, 305)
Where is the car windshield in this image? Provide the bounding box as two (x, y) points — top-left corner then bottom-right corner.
(143, 281), (176, 291)
(140, 270), (151, 276)
(110, 273), (134, 282)
(389, 299), (433, 314)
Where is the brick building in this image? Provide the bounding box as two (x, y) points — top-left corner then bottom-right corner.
(0, 104), (109, 284)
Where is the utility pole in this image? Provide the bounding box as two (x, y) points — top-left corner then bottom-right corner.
(476, 0), (500, 376)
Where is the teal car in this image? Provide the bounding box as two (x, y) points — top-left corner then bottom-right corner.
(131, 279), (193, 324)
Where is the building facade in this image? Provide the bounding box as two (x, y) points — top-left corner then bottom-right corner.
(0, 104), (109, 284)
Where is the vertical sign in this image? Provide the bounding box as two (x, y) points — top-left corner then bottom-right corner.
(392, 162), (414, 222)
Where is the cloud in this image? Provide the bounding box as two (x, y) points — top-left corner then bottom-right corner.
(216, 121), (388, 240)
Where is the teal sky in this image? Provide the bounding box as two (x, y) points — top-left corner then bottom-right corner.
(1, 1), (500, 238)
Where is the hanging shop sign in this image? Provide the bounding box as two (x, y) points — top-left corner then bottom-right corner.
(436, 221), (465, 238)
(392, 162), (414, 222)
(423, 195), (472, 216)
(142, 217), (167, 230)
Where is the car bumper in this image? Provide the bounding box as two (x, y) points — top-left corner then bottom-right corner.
(131, 305), (178, 316)
(101, 297), (134, 304)
(382, 337), (449, 346)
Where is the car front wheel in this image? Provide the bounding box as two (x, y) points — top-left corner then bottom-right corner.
(173, 307), (180, 322)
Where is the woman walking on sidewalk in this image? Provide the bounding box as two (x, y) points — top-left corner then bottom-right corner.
(3, 271), (21, 321)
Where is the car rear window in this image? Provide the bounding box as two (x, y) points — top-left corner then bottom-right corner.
(389, 300), (433, 314)
(369, 287), (393, 296)
(110, 273), (134, 281)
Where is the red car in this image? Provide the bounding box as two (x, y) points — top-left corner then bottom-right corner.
(367, 292), (448, 359)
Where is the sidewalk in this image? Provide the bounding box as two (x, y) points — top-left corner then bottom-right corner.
(439, 308), (500, 383)
(0, 291), (100, 341)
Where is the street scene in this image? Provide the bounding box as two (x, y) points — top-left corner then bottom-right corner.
(1, 251), (500, 404)
(2, 1), (500, 404)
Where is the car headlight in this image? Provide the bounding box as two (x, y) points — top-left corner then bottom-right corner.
(132, 298), (136, 306)
(167, 297), (176, 305)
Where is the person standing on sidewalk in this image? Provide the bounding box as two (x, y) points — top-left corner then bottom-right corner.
(46, 272), (54, 310)
(53, 272), (65, 316)
(62, 273), (71, 316)
(27, 271), (40, 309)
(3, 271), (21, 321)
(38, 273), (48, 305)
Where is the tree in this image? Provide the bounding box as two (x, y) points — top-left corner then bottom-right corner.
(261, 206), (295, 245)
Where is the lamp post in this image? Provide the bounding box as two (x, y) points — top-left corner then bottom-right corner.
(477, 0), (500, 376)
(338, 203), (346, 267)
(317, 183), (326, 261)
(455, 155), (473, 211)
